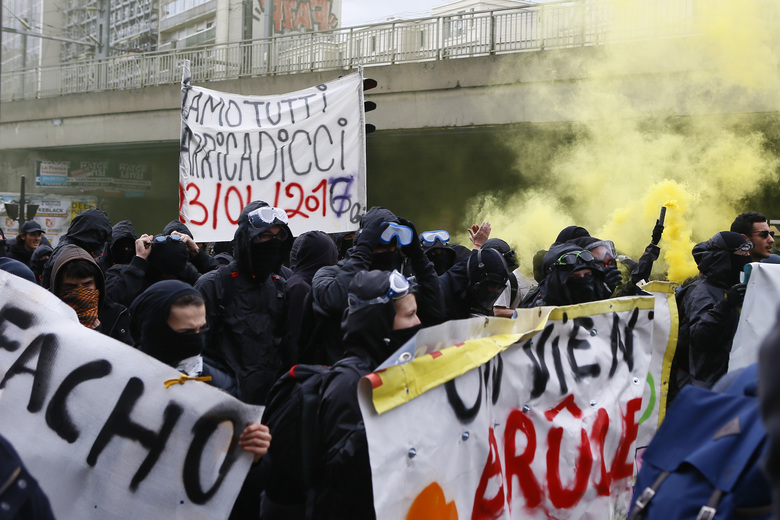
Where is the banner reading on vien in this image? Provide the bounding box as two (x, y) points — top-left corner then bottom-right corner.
(179, 63), (368, 242)
(359, 297), (658, 520)
(0, 272), (263, 520)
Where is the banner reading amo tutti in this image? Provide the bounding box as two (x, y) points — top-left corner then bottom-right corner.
(0, 271), (262, 519)
(360, 296), (660, 520)
(179, 62), (368, 242)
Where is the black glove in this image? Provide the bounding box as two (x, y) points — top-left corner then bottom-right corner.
(651, 219), (664, 245)
(603, 265), (623, 293)
(724, 283), (747, 308)
(398, 218), (423, 260)
(354, 219), (388, 252)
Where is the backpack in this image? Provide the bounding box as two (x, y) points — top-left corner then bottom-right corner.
(628, 364), (772, 520)
(258, 360), (361, 519)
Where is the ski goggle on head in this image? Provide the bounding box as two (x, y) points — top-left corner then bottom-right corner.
(247, 206), (289, 229)
(585, 240), (617, 268)
(380, 222), (414, 246)
(347, 270), (411, 311)
(421, 230), (450, 246)
(551, 250), (595, 270)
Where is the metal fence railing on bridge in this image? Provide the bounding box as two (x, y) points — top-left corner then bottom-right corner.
(0, 0), (721, 102)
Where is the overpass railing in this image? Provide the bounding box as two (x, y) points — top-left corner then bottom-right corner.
(0, 0), (705, 101)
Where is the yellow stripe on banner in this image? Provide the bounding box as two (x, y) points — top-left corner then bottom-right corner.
(548, 295), (656, 320)
(370, 333), (530, 415)
(643, 281), (680, 424)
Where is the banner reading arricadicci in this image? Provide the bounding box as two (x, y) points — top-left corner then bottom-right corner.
(179, 64), (368, 242)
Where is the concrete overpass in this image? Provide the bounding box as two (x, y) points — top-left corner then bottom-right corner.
(1, 29), (778, 233)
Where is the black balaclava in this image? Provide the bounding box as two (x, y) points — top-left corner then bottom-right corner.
(66, 208), (112, 255)
(111, 236), (136, 265)
(555, 225), (590, 244)
(355, 206), (405, 272)
(424, 239), (457, 275)
(693, 231), (751, 287)
(235, 200), (294, 283)
(371, 249), (404, 272)
(129, 280), (205, 367)
(566, 274), (597, 304)
(148, 236), (189, 278)
(466, 248), (509, 316)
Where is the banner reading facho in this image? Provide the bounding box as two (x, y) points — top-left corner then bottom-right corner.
(0, 272), (263, 520)
(179, 62), (368, 242)
(359, 297), (658, 520)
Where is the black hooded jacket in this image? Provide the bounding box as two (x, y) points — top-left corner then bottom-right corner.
(99, 220), (137, 271)
(314, 270), (411, 520)
(286, 231), (338, 364)
(676, 231), (750, 389)
(29, 244), (53, 284)
(194, 201), (292, 405)
(305, 207), (443, 365)
(42, 208), (112, 288)
(438, 248), (509, 320)
(7, 237), (35, 266)
(129, 280), (238, 396)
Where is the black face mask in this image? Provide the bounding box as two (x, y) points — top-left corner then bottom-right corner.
(371, 250), (403, 272)
(430, 254), (454, 275)
(388, 323), (424, 352)
(730, 253), (751, 285)
(566, 275), (597, 304)
(468, 281), (505, 317)
(112, 239), (135, 265)
(250, 239), (282, 282)
(339, 238), (354, 259)
(149, 241), (189, 276)
(143, 325), (205, 368)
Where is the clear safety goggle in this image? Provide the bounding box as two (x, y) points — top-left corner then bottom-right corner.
(734, 241), (754, 253)
(421, 230), (450, 246)
(347, 269), (411, 311)
(380, 222), (414, 246)
(248, 206), (289, 229)
(586, 240), (617, 267)
(552, 250), (594, 268)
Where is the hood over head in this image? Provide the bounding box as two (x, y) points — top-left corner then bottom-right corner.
(234, 201), (293, 279)
(693, 231), (751, 287)
(29, 243), (54, 280)
(51, 244), (105, 307)
(482, 238), (518, 272)
(0, 257), (36, 283)
(163, 220), (194, 238)
(66, 209), (112, 255)
(290, 231), (338, 278)
(540, 242), (606, 306)
(129, 280), (205, 366)
(555, 225), (590, 245)
(104, 220), (138, 266)
(343, 269), (415, 366)
(148, 235), (189, 278)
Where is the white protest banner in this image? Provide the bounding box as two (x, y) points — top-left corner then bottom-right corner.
(0, 272), (262, 520)
(730, 263), (780, 371)
(179, 62), (367, 242)
(360, 297), (658, 520)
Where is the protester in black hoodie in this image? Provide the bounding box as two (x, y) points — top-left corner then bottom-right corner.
(314, 269), (422, 519)
(162, 219), (220, 274)
(195, 200), (292, 405)
(285, 230), (338, 365)
(7, 221), (44, 267)
(42, 208), (112, 288)
(304, 206), (443, 365)
(438, 247), (509, 319)
(99, 219), (137, 271)
(675, 231), (752, 391)
(50, 244), (132, 344)
(29, 243), (53, 284)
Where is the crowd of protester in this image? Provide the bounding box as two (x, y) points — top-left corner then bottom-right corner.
(1, 203), (779, 519)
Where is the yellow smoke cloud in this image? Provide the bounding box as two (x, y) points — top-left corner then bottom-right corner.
(467, 0), (780, 283)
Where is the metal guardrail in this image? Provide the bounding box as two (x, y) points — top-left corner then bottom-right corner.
(0, 0), (702, 102)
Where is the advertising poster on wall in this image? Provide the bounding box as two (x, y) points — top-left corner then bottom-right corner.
(0, 193), (98, 247)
